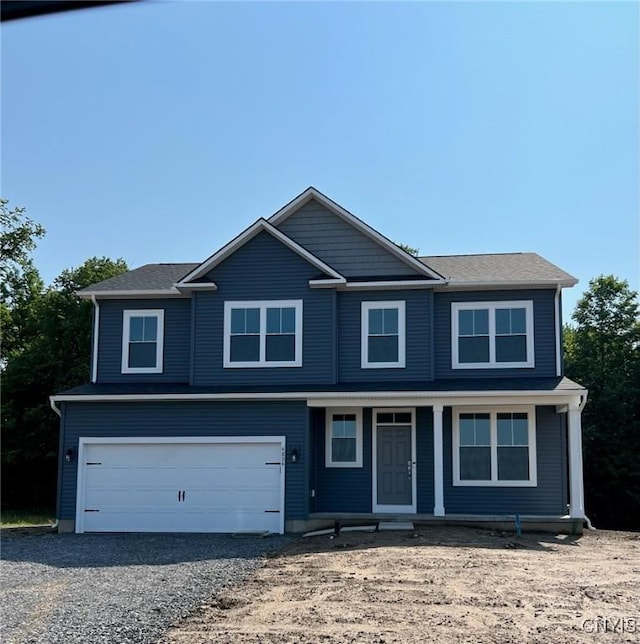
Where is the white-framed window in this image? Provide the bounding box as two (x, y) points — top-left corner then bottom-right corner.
(325, 408), (363, 468)
(452, 407), (537, 487)
(223, 300), (303, 368)
(121, 309), (164, 374)
(451, 301), (535, 369)
(361, 301), (406, 368)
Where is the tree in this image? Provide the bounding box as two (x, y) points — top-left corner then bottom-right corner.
(564, 275), (640, 530)
(1, 256), (128, 510)
(0, 198), (45, 280)
(395, 242), (420, 257)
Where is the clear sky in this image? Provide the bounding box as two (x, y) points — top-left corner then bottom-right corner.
(2, 1), (638, 320)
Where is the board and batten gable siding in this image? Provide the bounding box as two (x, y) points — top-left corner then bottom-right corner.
(337, 290), (432, 382)
(443, 406), (568, 515)
(276, 199), (421, 278)
(434, 289), (558, 379)
(59, 400), (308, 522)
(96, 299), (191, 383)
(193, 230), (335, 386)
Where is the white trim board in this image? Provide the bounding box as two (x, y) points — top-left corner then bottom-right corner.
(177, 218), (346, 285)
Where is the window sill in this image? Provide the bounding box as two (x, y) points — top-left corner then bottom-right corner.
(453, 480), (537, 487)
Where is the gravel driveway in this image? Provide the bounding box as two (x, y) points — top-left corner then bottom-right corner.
(1, 530), (288, 644)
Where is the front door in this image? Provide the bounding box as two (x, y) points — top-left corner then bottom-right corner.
(373, 409), (416, 512)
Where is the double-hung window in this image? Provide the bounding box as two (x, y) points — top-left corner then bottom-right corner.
(121, 309), (164, 374)
(361, 301), (406, 368)
(325, 408), (363, 467)
(452, 301), (534, 368)
(453, 407), (537, 486)
(224, 300), (302, 367)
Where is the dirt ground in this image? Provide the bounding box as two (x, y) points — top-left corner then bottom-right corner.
(162, 526), (640, 644)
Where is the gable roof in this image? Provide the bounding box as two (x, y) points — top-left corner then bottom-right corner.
(419, 253), (577, 287)
(177, 218), (346, 285)
(78, 263), (199, 298)
(268, 187), (445, 282)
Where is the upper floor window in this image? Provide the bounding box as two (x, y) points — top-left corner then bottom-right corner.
(452, 407), (537, 486)
(451, 301), (534, 369)
(361, 301), (406, 368)
(223, 300), (302, 368)
(121, 309), (164, 374)
(325, 408), (363, 468)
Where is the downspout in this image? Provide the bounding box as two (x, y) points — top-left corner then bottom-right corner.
(576, 390), (596, 530)
(91, 295), (100, 383)
(50, 397), (61, 531)
(554, 285), (562, 377)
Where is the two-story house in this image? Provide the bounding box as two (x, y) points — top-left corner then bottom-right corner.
(50, 188), (587, 534)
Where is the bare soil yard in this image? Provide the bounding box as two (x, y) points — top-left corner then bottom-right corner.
(163, 526), (640, 644)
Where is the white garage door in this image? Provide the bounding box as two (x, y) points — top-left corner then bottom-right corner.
(76, 437), (285, 534)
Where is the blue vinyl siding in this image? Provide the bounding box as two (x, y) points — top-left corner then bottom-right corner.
(193, 231), (334, 386)
(59, 400), (308, 522)
(415, 407), (434, 513)
(313, 408), (373, 513)
(444, 406), (568, 515)
(97, 299), (191, 383)
(434, 289), (557, 378)
(338, 290), (432, 382)
(276, 199), (420, 278)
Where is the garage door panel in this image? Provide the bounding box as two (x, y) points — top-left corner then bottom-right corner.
(78, 439), (285, 534)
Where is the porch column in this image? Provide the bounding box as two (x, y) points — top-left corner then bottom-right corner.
(568, 401), (585, 519)
(433, 404), (445, 516)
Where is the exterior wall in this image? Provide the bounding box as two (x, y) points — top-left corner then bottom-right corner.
(337, 290), (432, 383)
(434, 289), (558, 379)
(443, 406), (568, 515)
(276, 199), (420, 278)
(193, 231), (335, 386)
(313, 404), (566, 516)
(59, 400), (309, 522)
(96, 298), (191, 383)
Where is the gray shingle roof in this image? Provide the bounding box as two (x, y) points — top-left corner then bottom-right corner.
(418, 253), (577, 285)
(79, 263), (199, 293)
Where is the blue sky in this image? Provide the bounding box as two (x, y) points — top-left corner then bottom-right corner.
(2, 1), (638, 320)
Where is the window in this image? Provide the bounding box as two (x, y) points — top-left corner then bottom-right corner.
(361, 301), (406, 368)
(452, 301), (534, 368)
(224, 300), (302, 367)
(453, 407), (537, 486)
(325, 408), (363, 467)
(121, 310), (164, 374)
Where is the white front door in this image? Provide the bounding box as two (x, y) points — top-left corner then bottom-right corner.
(76, 437), (285, 534)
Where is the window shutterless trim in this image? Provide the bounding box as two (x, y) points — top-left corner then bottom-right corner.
(325, 407), (363, 468)
(223, 300), (303, 368)
(361, 301), (406, 369)
(451, 300), (535, 369)
(121, 309), (164, 374)
(452, 406), (537, 487)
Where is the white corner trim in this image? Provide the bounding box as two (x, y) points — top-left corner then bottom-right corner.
(324, 407), (363, 468)
(121, 309), (164, 374)
(372, 408), (417, 513)
(361, 301), (406, 369)
(179, 218), (345, 284)
(432, 404), (445, 516)
(91, 295), (100, 383)
(555, 285), (562, 377)
(267, 187), (445, 281)
(451, 405), (537, 487)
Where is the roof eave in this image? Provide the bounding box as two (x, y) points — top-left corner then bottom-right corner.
(77, 288), (189, 299)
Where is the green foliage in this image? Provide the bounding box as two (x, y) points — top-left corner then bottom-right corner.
(0, 198), (45, 280)
(1, 245), (128, 509)
(564, 275), (640, 530)
(395, 242), (420, 256)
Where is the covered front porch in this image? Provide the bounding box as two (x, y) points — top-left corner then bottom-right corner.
(303, 380), (587, 531)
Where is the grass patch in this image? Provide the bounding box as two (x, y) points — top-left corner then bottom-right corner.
(1, 509), (54, 527)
